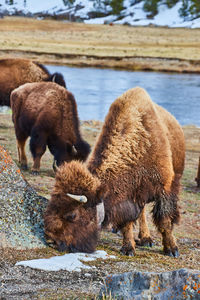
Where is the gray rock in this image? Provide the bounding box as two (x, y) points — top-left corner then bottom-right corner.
(0, 146), (48, 249)
(100, 268), (200, 299)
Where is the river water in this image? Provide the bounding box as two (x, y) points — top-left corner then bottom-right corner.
(46, 65), (200, 127)
(1, 65), (200, 126)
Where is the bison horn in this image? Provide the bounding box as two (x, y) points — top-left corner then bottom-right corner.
(53, 159), (59, 173)
(67, 193), (87, 203)
(52, 74), (56, 82)
(72, 145), (78, 155)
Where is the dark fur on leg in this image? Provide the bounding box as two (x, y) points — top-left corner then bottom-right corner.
(152, 192), (180, 257)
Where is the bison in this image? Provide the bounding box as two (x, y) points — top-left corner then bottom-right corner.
(0, 58), (66, 106)
(44, 87), (185, 257)
(195, 157), (200, 187)
(10, 82), (90, 174)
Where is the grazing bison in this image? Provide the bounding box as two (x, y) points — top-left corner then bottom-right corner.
(0, 58), (66, 106)
(10, 82), (90, 174)
(44, 87), (185, 257)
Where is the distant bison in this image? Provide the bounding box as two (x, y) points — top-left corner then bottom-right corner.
(0, 58), (66, 106)
(195, 157), (200, 187)
(11, 82), (90, 174)
(44, 87), (185, 257)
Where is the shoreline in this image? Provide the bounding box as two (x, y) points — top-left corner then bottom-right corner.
(1, 17), (200, 74)
(1, 49), (200, 73)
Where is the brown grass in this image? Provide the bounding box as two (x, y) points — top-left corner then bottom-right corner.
(0, 114), (199, 271)
(0, 17), (200, 72)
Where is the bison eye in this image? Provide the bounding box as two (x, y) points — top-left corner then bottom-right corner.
(63, 212), (77, 222)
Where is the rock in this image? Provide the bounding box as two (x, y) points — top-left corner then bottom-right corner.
(99, 268), (200, 299)
(0, 146), (48, 249)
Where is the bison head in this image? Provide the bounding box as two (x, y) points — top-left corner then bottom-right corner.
(44, 161), (103, 253)
(49, 72), (67, 88)
(52, 140), (91, 170)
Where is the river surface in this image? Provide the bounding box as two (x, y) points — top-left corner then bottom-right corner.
(46, 65), (200, 127)
(1, 65), (200, 126)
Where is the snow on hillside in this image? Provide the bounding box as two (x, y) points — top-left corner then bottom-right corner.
(0, 0), (200, 28)
(16, 250), (115, 272)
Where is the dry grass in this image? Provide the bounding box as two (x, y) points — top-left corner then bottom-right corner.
(0, 17), (200, 298)
(0, 114), (199, 271)
(0, 17), (200, 72)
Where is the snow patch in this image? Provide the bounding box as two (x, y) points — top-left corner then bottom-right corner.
(16, 250), (116, 272)
(0, 0), (199, 28)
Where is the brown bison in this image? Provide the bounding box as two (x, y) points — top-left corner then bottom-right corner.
(195, 157), (200, 187)
(10, 82), (90, 174)
(44, 87), (185, 257)
(0, 58), (66, 106)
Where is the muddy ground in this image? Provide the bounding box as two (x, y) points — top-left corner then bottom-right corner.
(0, 114), (200, 299)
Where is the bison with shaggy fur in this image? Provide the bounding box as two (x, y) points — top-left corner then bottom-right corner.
(11, 82), (90, 174)
(44, 87), (185, 257)
(0, 58), (66, 106)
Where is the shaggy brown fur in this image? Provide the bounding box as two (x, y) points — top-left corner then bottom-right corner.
(11, 82), (90, 174)
(0, 58), (66, 106)
(195, 157), (200, 187)
(44, 87), (185, 257)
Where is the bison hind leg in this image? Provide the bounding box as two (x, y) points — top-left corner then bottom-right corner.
(30, 128), (47, 174)
(136, 207), (154, 247)
(17, 138), (28, 170)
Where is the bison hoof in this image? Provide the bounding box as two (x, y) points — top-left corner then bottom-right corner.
(164, 247), (179, 258)
(31, 170), (39, 176)
(21, 164), (28, 170)
(120, 245), (135, 256)
(136, 237), (154, 247)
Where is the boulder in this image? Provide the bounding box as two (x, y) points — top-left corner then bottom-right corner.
(100, 268), (200, 299)
(0, 146), (48, 249)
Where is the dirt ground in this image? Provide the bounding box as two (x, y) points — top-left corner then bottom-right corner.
(0, 114), (200, 299)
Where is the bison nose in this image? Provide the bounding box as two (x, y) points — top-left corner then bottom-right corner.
(58, 241), (68, 252)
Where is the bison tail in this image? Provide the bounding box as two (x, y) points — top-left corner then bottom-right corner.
(152, 192), (180, 228)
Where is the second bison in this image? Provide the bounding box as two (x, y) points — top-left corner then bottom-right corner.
(44, 87), (185, 257)
(11, 82), (90, 174)
(0, 58), (66, 106)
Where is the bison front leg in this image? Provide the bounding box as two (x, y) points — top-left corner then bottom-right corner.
(120, 222), (136, 256)
(137, 207), (153, 247)
(17, 138), (28, 170)
(153, 193), (180, 257)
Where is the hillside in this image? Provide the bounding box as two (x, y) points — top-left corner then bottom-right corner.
(0, 0), (200, 28)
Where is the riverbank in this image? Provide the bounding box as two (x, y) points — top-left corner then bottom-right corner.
(0, 17), (200, 72)
(0, 114), (200, 298)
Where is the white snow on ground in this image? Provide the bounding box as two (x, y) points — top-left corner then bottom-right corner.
(0, 0), (199, 28)
(16, 250), (116, 272)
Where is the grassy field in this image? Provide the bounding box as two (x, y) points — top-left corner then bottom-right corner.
(0, 16), (200, 72)
(0, 17), (200, 298)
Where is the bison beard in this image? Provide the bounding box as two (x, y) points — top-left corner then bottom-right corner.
(44, 87), (185, 257)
